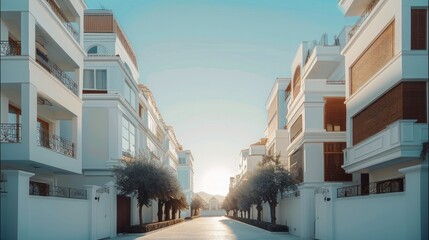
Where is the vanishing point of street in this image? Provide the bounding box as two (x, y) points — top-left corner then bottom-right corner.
(113, 217), (300, 240)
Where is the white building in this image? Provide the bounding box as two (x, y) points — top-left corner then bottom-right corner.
(1, 0), (88, 239)
(178, 149), (195, 217)
(265, 78), (290, 164)
(333, 0), (428, 239)
(237, 138), (267, 183)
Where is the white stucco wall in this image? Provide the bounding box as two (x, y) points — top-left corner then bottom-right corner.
(28, 196), (90, 240)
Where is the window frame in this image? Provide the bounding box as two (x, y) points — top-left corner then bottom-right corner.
(83, 69), (107, 90)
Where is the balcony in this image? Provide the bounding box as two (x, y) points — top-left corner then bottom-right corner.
(343, 120), (428, 173)
(0, 41), (21, 56)
(347, 0), (380, 40)
(303, 34), (342, 79)
(44, 0), (79, 41)
(37, 128), (75, 158)
(0, 123), (21, 143)
(35, 48), (78, 95)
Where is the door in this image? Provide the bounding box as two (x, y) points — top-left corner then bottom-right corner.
(96, 193), (110, 239)
(117, 195), (131, 233)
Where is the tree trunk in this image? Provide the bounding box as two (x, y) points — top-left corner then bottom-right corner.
(165, 201), (171, 221)
(256, 203), (263, 221)
(269, 202), (277, 224)
(179, 210), (181, 218)
(157, 200), (164, 222)
(139, 204), (143, 226)
(172, 205), (177, 219)
(247, 210), (250, 219)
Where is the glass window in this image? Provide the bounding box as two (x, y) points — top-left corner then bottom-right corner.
(121, 116), (135, 157)
(87, 46), (98, 54)
(83, 69), (107, 90)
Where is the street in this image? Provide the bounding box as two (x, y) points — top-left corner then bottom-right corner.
(113, 216), (301, 240)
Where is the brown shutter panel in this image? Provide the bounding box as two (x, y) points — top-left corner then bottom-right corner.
(411, 9), (427, 50)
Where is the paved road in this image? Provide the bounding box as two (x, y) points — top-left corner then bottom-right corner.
(113, 216), (301, 240)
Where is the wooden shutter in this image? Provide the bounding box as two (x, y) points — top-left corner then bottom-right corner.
(411, 9), (427, 50)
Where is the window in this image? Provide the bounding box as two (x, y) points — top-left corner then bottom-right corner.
(411, 9), (427, 50)
(37, 118), (50, 148)
(87, 45), (106, 55)
(350, 21), (395, 94)
(124, 82), (136, 109)
(290, 147), (303, 183)
(148, 113), (157, 136)
(324, 98), (346, 132)
(83, 69), (107, 90)
(292, 66), (301, 99)
(122, 116), (135, 157)
(324, 142), (352, 182)
(179, 157), (186, 164)
(8, 105), (21, 124)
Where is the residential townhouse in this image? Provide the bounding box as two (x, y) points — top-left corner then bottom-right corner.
(265, 78), (289, 164)
(275, 29), (351, 239)
(334, 0), (428, 239)
(177, 149), (195, 217)
(0, 0), (88, 239)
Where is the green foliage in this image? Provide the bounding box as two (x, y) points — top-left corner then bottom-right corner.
(114, 151), (184, 225)
(190, 195), (204, 216)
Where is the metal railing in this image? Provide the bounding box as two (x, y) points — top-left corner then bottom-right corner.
(45, 0), (79, 41)
(37, 128), (75, 158)
(0, 41), (21, 56)
(348, 0), (380, 40)
(0, 123), (22, 143)
(30, 183), (87, 199)
(35, 49), (78, 95)
(281, 190), (300, 199)
(326, 80), (345, 85)
(337, 178), (404, 198)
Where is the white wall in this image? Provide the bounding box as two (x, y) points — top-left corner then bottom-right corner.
(28, 196), (90, 240)
(278, 196), (301, 236)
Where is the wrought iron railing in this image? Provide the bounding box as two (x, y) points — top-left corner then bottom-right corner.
(29, 183), (87, 199)
(0, 123), (22, 143)
(348, 0), (380, 40)
(37, 128), (75, 158)
(281, 190), (300, 199)
(0, 41), (21, 56)
(337, 178), (404, 198)
(45, 0), (79, 41)
(35, 49), (78, 95)
(369, 178), (404, 194)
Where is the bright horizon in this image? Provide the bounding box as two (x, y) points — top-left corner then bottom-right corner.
(84, 0), (355, 196)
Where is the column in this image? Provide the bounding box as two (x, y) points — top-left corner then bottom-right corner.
(20, 12), (35, 59)
(84, 185), (97, 240)
(3, 170), (34, 240)
(20, 83), (37, 152)
(106, 182), (117, 238)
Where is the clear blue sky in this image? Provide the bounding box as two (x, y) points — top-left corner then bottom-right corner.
(85, 0), (355, 196)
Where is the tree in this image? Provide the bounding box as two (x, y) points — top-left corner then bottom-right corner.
(169, 193), (188, 219)
(155, 167), (181, 222)
(190, 195), (204, 216)
(114, 153), (161, 225)
(252, 154), (297, 224)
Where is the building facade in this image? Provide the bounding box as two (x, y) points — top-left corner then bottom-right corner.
(178, 149), (195, 217)
(1, 0), (88, 239)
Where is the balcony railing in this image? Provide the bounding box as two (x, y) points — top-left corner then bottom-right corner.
(37, 128), (75, 158)
(45, 0), (79, 41)
(337, 178), (404, 198)
(0, 123), (22, 143)
(348, 0), (380, 40)
(0, 41), (21, 56)
(30, 182), (87, 199)
(35, 49), (78, 95)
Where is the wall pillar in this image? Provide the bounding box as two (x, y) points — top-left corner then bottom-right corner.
(85, 185), (97, 240)
(106, 182), (117, 238)
(399, 163), (428, 240)
(2, 170), (34, 240)
(299, 184), (315, 240)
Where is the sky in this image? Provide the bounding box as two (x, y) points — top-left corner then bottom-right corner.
(84, 0), (355, 196)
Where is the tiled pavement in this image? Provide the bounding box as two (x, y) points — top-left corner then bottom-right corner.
(111, 216), (301, 240)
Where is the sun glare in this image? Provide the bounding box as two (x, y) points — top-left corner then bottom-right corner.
(202, 169), (230, 196)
